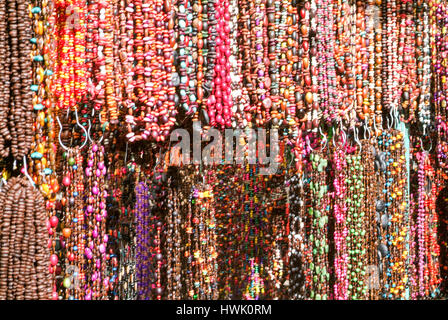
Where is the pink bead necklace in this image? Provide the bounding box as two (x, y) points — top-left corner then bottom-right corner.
(333, 149), (348, 300)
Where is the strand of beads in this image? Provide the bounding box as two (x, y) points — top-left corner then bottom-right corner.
(378, 130), (408, 299)
(135, 180), (150, 299)
(229, 0), (250, 129)
(30, 0), (58, 192)
(434, 1), (448, 178)
(29, 1), (59, 298)
(354, 1), (369, 125)
(84, 143), (108, 299)
(333, 149), (348, 300)
(197, 175), (219, 299)
(0, 176), (52, 300)
(278, 0), (298, 132)
(52, 0), (88, 110)
(345, 151), (368, 299)
(135, 167), (167, 300)
(254, 0), (271, 127)
(398, 0), (418, 124)
(103, 0), (118, 124)
(165, 172), (182, 299)
(383, 0), (400, 115)
(306, 0), (319, 132)
(120, 0), (136, 117)
(365, 1), (376, 128)
(175, 0), (194, 115)
(207, 0), (231, 129)
(415, 150), (441, 298)
(0, 0), (8, 158)
(373, 0), (383, 133)
(59, 147), (85, 299)
(193, 0), (205, 121)
(0, 0), (34, 159)
(266, 0), (280, 128)
(362, 140), (379, 300)
(85, 0), (99, 106)
(125, 0), (176, 143)
(416, 0), (432, 133)
(287, 172), (308, 299)
(308, 151), (330, 300)
(212, 165), (241, 299)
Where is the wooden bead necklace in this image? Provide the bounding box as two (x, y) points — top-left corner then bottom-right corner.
(0, 176), (52, 300)
(0, 0), (34, 160)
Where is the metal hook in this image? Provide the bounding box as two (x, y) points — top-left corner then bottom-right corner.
(87, 119), (104, 144)
(392, 107), (399, 130)
(354, 127), (362, 153)
(319, 127), (328, 152)
(386, 114), (392, 130)
(153, 147), (162, 174)
(420, 137), (432, 154)
(56, 115), (69, 151)
(74, 107), (89, 149)
(340, 122), (347, 149)
(87, 119), (93, 144)
(57, 108), (90, 150)
(363, 118), (371, 141)
(373, 115), (379, 137)
(332, 126), (338, 149)
(306, 135), (314, 152)
(287, 148), (295, 169)
(124, 142), (129, 166)
(23, 157), (35, 188)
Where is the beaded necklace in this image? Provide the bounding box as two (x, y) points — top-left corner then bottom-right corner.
(307, 0), (319, 132)
(52, 0), (88, 110)
(415, 150), (441, 298)
(267, 0), (280, 128)
(84, 142), (108, 300)
(135, 180), (151, 299)
(355, 2), (369, 125)
(308, 151), (330, 300)
(30, 0), (58, 198)
(0, 0), (34, 160)
(345, 151), (368, 299)
(60, 146), (85, 299)
(416, 0), (432, 133)
(208, 0), (231, 129)
(125, 0), (176, 143)
(0, 177), (52, 300)
(398, 0), (418, 124)
(361, 140), (379, 300)
(175, 0), (192, 115)
(333, 148), (348, 300)
(287, 172), (308, 299)
(383, 0), (400, 116)
(377, 130), (408, 299)
(434, 1), (448, 178)
(373, 0), (383, 132)
(165, 173), (182, 299)
(229, 0), (250, 129)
